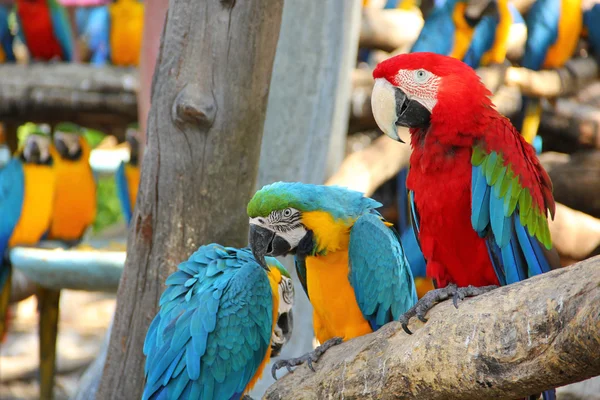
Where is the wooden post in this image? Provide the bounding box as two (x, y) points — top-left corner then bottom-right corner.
(96, 1), (284, 398)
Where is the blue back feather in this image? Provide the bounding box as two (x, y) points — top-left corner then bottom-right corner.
(0, 158), (25, 259)
(75, 6), (110, 66)
(411, 0), (459, 54)
(521, 0), (560, 70)
(0, 5), (15, 62)
(143, 244), (276, 400)
(115, 161), (133, 225)
(49, 0), (74, 61)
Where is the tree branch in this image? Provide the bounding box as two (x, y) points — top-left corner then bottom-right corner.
(264, 256), (600, 399)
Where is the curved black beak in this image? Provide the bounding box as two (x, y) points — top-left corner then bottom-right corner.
(394, 88), (431, 131)
(248, 224), (292, 269)
(271, 309), (294, 357)
(26, 140), (41, 164)
(54, 136), (82, 161)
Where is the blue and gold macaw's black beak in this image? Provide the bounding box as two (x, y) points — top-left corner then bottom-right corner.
(271, 308), (293, 357)
(248, 224), (291, 269)
(371, 78), (430, 142)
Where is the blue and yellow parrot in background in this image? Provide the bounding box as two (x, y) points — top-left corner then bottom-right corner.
(0, 4), (15, 63)
(115, 122), (140, 225)
(16, 0), (74, 62)
(109, 0), (144, 66)
(247, 182), (417, 376)
(0, 126), (56, 342)
(47, 122), (96, 244)
(583, 1), (600, 58)
(75, 5), (110, 66)
(143, 244), (294, 400)
(516, 0), (583, 145)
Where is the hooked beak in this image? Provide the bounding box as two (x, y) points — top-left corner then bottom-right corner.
(54, 134), (82, 160)
(248, 224), (292, 268)
(25, 140), (42, 164)
(271, 309), (294, 357)
(371, 78), (430, 142)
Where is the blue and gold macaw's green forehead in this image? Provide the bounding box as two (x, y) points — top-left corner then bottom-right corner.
(247, 181), (382, 220)
(54, 122), (82, 135)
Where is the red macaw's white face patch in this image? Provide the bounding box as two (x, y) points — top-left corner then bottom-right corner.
(393, 69), (441, 113)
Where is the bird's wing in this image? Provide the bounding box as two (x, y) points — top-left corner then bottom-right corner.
(143, 245), (273, 400)
(49, 0), (74, 61)
(0, 159), (25, 257)
(348, 212), (417, 331)
(521, 0), (560, 70)
(115, 161), (132, 224)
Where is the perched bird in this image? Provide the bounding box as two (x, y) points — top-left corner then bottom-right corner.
(247, 182), (417, 376)
(48, 122), (96, 244)
(0, 4), (15, 63)
(583, 0), (600, 57)
(516, 0), (583, 145)
(115, 122), (140, 225)
(16, 0), (74, 61)
(109, 0), (144, 66)
(143, 244), (294, 400)
(371, 52), (559, 399)
(75, 5), (110, 66)
(0, 126), (56, 341)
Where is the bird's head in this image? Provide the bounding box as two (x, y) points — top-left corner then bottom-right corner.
(126, 122), (140, 166)
(22, 124), (52, 165)
(53, 122), (83, 161)
(265, 257), (294, 357)
(371, 52), (492, 142)
(247, 182), (380, 266)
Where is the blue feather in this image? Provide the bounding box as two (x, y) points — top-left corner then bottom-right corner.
(521, 0), (561, 71)
(0, 5), (15, 62)
(471, 165), (491, 234)
(49, 1), (74, 61)
(490, 192), (512, 248)
(75, 6), (110, 66)
(0, 158), (25, 258)
(115, 161), (133, 225)
(411, 0), (460, 54)
(463, 15), (499, 68)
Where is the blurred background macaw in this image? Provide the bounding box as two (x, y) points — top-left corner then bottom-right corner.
(115, 122), (140, 225)
(109, 0), (143, 66)
(0, 4), (15, 63)
(75, 5), (110, 66)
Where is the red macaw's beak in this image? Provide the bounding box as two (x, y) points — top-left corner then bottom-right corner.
(371, 78), (430, 143)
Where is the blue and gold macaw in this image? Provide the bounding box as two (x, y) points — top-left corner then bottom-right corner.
(75, 6), (110, 66)
(583, 1), (600, 57)
(0, 127), (56, 342)
(516, 0), (583, 145)
(143, 244), (294, 400)
(247, 182), (417, 376)
(0, 4), (15, 63)
(48, 122), (96, 244)
(115, 123), (140, 225)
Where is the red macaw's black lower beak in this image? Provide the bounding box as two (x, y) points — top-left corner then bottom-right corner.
(394, 87), (431, 133)
(248, 224), (291, 268)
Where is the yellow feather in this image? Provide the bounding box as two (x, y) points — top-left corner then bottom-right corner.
(481, 0), (512, 65)
(48, 138), (96, 241)
(301, 210), (354, 254)
(109, 0), (144, 66)
(125, 164), (140, 211)
(544, 0), (582, 68)
(9, 163), (56, 246)
(450, 2), (476, 60)
(521, 101), (542, 144)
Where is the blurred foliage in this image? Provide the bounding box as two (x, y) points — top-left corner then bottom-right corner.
(93, 176), (123, 234)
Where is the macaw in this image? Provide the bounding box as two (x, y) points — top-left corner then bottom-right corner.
(583, 1), (600, 58)
(143, 244), (294, 400)
(0, 5), (15, 63)
(247, 182), (417, 376)
(515, 0), (582, 145)
(109, 0), (144, 66)
(0, 127), (56, 342)
(115, 122), (140, 225)
(75, 5), (110, 66)
(16, 0), (74, 61)
(463, 0), (525, 68)
(371, 52), (559, 399)
(47, 122), (96, 244)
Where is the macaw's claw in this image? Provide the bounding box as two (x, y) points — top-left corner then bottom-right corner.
(271, 337), (343, 380)
(399, 283), (498, 335)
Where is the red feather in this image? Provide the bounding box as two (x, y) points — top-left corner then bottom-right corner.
(17, 0), (64, 61)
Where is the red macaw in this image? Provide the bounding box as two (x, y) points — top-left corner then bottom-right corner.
(370, 52), (559, 399)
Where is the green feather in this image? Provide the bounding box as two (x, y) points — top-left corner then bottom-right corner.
(485, 152), (499, 185)
(506, 179), (521, 216)
(471, 146), (487, 166)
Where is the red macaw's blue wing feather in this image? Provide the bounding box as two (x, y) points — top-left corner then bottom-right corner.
(348, 211), (418, 331)
(49, 0), (74, 61)
(115, 161), (132, 225)
(142, 244), (273, 400)
(470, 141), (559, 288)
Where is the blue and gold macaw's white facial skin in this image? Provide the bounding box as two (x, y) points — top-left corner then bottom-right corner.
(54, 130), (82, 160)
(23, 133), (52, 165)
(271, 272), (294, 357)
(249, 207), (309, 265)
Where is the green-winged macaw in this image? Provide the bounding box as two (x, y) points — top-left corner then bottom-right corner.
(115, 122), (140, 225)
(143, 244), (294, 400)
(0, 126), (56, 342)
(16, 0), (74, 61)
(247, 182), (417, 377)
(371, 51), (559, 400)
(47, 122), (96, 244)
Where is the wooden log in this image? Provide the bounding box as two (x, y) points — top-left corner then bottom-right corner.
(359, 8), (423, 53)
(96, 0), (284, 399)
(0, 64), (138, 139)
(264, 256), (600, 399)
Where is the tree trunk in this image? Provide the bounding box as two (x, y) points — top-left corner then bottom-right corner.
(250, 0), (361, 396)
(264, 256), (600, 399)
(96, 1), (284, 399)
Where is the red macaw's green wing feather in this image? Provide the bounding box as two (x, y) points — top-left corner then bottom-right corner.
(470, 117), (559, 286)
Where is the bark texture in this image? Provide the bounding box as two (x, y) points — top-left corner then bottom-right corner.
(265, 256), (600, 400)
(96, 1), (284, 399)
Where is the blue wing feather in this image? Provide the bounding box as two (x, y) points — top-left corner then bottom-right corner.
(0, 158), (25, 257)
(348, 212), (417, 331)
(143, 244), (273, 400)
(115, 161), (133, 225)
(49, 1), (74, 61)
(0, 5), (15, 62)
(410, 0), (458, 54)
(521, 0), (560, 70)
(463, 15), (499, 68)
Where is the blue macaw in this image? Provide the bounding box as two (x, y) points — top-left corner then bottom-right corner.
(0, 5), (15, 62)
(115, 123), (140, 225)
(515, 0), (582, 147)
(75, 6), (110, 66)
(143, 244), (294, 400)
(247, 182), (417, 376)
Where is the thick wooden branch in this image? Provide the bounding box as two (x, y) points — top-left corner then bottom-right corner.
(359, 8), (423, 53)
(0, 64), (138, 137)
(265, 257), (600, 399)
